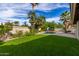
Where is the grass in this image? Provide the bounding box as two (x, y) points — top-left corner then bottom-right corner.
(0, 35), (79, 56)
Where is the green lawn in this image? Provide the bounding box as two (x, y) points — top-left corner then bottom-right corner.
(0, 35), (79, 56)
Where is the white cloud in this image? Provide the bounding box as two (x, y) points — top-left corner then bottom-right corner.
(0, 3), (69, 25)
(26, 19), (31, 26)
(46, 17), (60, 23)
(1, 17), (31, 26)
(0, 9), (16, 18)
(0, 3), (69, 14)
(0, 4), (31, 23)
(2, 18), (26, 25)
(0, 3), (31, 10)
(0, 3), (69, 19)
(35, 4), (52, 11)
(35, 3), (69, 12)
(0, 8), (27, 22)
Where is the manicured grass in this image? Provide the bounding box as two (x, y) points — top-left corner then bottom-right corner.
(0, 35), (79, 56)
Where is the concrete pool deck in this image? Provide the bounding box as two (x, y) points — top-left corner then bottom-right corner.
(37, 31), (76, 38)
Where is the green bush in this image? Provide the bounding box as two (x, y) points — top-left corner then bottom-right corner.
(25, 32), (35, 36)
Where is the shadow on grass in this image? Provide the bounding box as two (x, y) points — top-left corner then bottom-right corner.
(0, 41), (4, 45)
(0, 35), (79, 56)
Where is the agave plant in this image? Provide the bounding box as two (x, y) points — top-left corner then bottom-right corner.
(60, 11), (71, 33)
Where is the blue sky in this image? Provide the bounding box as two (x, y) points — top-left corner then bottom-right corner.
(0, 3), (70, 25)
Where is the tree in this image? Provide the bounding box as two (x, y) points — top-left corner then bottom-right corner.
(35, 16), (46, 31)
(28, 11), (36, 24)
(31, 3), (39, 11)
(28, 3), (46, 32)
(42, 21), (56, 31)
(56, 23), (63, 28)
(13, 21), (19, 26)
(21, 21), (28, 27)
(0, 23), (5, 36)
(47, 21), (56, 31)
(28, 11), (37, 33)
(0, 22), (13, 41)
(5, 22), (13, 33)
(60, 11), (71, 33)
(23, 21), (27, 26)
(27, 3), (39, 33)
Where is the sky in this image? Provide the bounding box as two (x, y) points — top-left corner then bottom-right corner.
(0, 3), (70, 25)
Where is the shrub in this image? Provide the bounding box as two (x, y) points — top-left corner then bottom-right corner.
(25, 32), (35, 36)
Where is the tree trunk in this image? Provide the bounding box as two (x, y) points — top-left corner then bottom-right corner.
(64, 20), (68, 33)
(31, 23), (35, 33)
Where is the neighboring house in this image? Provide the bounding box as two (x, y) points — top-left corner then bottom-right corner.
(10, 26), (30, 34)
(70, 3), (79, 39)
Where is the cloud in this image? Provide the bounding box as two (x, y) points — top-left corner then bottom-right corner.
(2, 18), (26, 25)
(0, 9), (16, 18)
(0, 3), (30, 20)
(0, 3), (31, 10)
(0, 3), (69, 25)
(46, 17), (60, 23)
(0, 17), (30, 26)
(26, 19), (31, 26)
(35, 3), (69, 12)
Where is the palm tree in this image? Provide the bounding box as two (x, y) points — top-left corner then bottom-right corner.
(31, 3), (39, 11)
(27, 3), (39, 33)
(28, 11), (37, 32)
(28, 3), (46, 32)
(36, 16), (45, 27)
(34, 16), (46, 32)
(28, 11), (36, 24)
(22, 21), (28, 26)
(13, 21), (19, 26)
(60, 11), (71, 33)
(30, 3), (39, 28)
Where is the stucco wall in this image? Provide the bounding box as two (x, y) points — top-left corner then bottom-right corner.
(76, 20), (79, 39)
(10, 26), (30, 34)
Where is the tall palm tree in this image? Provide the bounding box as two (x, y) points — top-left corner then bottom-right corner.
(29, 3), (39, 24)
(28, 3), (39, 33)
(60, 11), (71, 33)
(28, 11), (36, 24)
(31, 3), (39, 11)
(28, 11), (36, 31)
